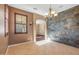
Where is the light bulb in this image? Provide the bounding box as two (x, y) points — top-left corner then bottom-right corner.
(54, 13), (58, 16)
(51, 11), (55, 14)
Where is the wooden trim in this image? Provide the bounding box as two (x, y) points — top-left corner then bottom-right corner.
(4, 4), (6, 37)
(14, 13), (28, 34)
(32, 14), (33, 41)
(4, 4), (9, 37)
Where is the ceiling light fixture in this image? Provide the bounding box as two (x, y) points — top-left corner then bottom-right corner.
(45, 4), (58, 18)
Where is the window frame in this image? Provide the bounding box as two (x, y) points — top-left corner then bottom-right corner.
(14, 13), (28, 34)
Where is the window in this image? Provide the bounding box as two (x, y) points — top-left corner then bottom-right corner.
(15, 13), (28, 34)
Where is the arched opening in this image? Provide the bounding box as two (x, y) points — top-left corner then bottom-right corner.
(35, 19), (46, 42)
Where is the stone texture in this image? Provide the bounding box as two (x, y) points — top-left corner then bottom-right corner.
(47, 5), (79, 48)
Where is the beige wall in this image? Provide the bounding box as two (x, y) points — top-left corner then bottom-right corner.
(0, 4), (8, 54)
(8, 6), (33, 45)
(0, 36), (8, 54)
(8, 6), (47, 45)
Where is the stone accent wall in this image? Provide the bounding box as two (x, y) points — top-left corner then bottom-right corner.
(47, 5), (79, 48)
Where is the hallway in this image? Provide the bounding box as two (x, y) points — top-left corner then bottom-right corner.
(6, 41), (79, 55)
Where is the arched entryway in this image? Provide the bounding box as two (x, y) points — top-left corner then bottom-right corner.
(33, 19), (47, 42)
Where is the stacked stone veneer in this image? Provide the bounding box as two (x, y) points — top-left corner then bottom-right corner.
(47, 5), (79, 48)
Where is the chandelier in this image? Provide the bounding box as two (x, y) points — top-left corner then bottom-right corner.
(45, 4), (58, 18)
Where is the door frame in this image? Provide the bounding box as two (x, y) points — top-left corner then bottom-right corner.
(33, 19), (47, 42)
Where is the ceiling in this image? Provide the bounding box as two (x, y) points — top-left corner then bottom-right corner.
(8, 4), (78, 16)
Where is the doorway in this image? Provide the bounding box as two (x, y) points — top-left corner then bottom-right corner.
(34, 19), (47, 42)
(36, 23), (45, 41)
